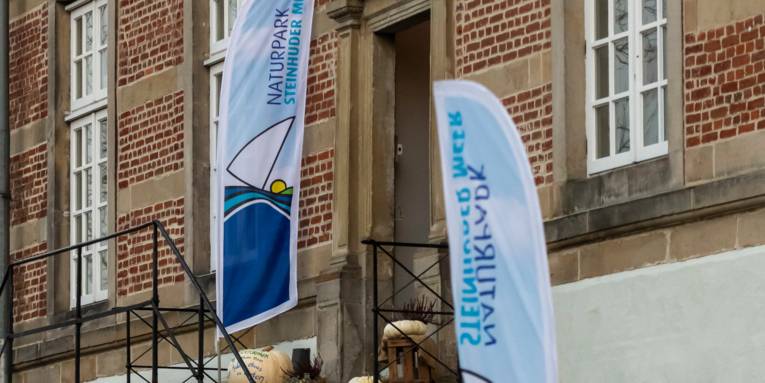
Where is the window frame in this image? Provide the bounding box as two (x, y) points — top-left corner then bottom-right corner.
(585, 0), (669, 175)
(210, 0), (243, 55)
(69, 110), (109, 307)
(209, 63), (224, 272)
(69, 0), (108, 112)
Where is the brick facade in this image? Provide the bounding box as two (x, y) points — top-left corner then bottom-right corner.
(10, 143), (48, 226)
(685, 14), (765, 148)
(117, 91), (184, 189)
(298, 149), (334, 249)
(305, 31), (338, 126)
(502, 83), (553, 186)
(116, 198), (184, 297)
(9, 4), (48, 130)
(11, 243), (48, 323)
(117, 0), (183, 87)
(455, 0), (551, 76)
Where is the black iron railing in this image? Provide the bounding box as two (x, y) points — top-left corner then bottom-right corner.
(362, 239), (459, 382)
(0, 220), (256, 383)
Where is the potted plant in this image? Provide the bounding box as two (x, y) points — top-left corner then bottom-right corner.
(383, 295), (437, 340)
(285, 355), (325, 383)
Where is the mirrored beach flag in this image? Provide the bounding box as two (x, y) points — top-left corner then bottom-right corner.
(215, 0), (315, 334)
(433, 80), (559, 382)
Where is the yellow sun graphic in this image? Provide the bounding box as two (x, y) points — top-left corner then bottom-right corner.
(270, 179), (288, 194)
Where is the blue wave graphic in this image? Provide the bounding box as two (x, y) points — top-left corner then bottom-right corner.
(224, 186), (292, 217)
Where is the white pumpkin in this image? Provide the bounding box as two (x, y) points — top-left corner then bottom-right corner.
(227, 348), (292, 383)
(382, 320), (427, 340)
(348, 377), (375, 383)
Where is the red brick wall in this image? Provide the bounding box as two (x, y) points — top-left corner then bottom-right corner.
(502, 83), (553, 185)
(9, 4), (48, 130)
(305, 32), (337, 126)
(117, 91), (184, 189)
(10, 144), (47, 226)
(298, 149), (334, 249)
(116, 198), (184, 296)
(455, 0), (551, 76)
(685, 14), (765, 147)
(11, 243), (48, 323)
(117, 0), (183, 87)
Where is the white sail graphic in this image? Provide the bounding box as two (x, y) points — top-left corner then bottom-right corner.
(226, 117), (294, 190)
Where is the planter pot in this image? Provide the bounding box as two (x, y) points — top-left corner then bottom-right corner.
(383, 320), (427, 340)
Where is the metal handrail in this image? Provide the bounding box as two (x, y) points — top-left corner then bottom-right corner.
(0, 220), (256, 383)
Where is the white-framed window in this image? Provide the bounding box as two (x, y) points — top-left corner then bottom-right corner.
(210, 0), (243, 54)
(585, 0), (668, 174)
(69, 110), (109, 306)
(209, 63), (224, 272)
(70, 0), (108, 111)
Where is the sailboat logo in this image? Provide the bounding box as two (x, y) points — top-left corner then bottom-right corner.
(224, 116), (295, 219)
(220, 116), (296, 326)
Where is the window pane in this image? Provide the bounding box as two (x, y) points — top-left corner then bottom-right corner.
(75, 60), (83, 99)
(85, 168), (92, 207)
(100, 206), (107, 236)
(99, 5), (107, 45)
(75, 128), (82, 167)
(615, 98), (630, 154)
(84, 254), (92, 295)
(214, 72), (223, 117)
(85, 55), (93, 96)
(85, 12), (93, 52)
(642, 29), (658, 84)
(662, 86), (667, 142)
(100, 51), (107, 90)
(75, 171), (82, 210)
(595, 0), (608, 39)
(99, 118), (107, 159)
(596, 104), (610, 159)
(100, 163), (107, 203)
(643, 89), (659, 145)
(228, 0), (238, 34)
(85, 211), (93, 241)
(661, 0), (666, 19)
(614, 38), (629, 94)
(595, 45), (609, 99)
(643, 0), (657, 24)
(75, 214), (82, 243)
(99, 250), (108, 291)
(85, 123), (92, 164)
(75, 17), (83, 56)
(662, 26), (667, 80)
(614, 0), (628, 34)
(215, 0), (224, 42)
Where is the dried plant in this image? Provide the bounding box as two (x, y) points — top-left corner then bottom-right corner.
(393, 295), (437, 324)
(284, 355), (324, 381)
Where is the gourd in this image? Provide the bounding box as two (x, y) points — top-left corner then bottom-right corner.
(227, 347), (292, 383)
(382, 319), (428, 340)
(348, 377), (375, 383)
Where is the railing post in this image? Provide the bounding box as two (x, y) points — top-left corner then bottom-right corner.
(75, 247), (82, 383)
(151, 223), (159, 382)
(4, 266), (12, 383)
(126, 310), (131, 383)
(372, 242), (379, 383)
(197, 295), (204, 383)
